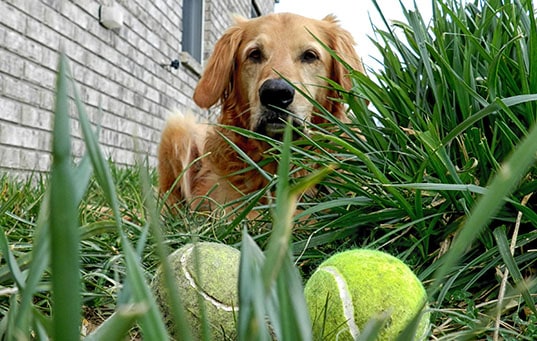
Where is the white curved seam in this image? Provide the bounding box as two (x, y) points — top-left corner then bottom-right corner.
(180, 246), (238, 312)
(320, 266), (360, 339)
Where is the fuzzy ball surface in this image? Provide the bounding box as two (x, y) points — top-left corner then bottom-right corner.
(304, 249), (430, 340)
(152, 242), (240, 340)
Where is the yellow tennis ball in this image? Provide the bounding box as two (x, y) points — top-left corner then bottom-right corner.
(304, 249), (430, 340)
(152, 242), (240, 340)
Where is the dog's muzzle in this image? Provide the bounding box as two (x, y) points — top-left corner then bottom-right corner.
(255, 78), (303, 139)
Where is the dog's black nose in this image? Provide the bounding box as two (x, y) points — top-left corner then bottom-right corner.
(259, 78), (295, 109)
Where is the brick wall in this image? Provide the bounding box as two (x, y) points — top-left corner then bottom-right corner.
(0, 0), (274, 178)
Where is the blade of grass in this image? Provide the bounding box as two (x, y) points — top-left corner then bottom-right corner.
(65, 54), (169, 339)
(12, 189), (51, 339)
(238, 231), (272, 341)
(442, 95), (537, 145)
(527, 0), (537, 95)
(49, 52), (81, 341)
(275, 254), (313, 341)
(84, 304), (148, 341)
(263, 123), (316, 340)
(493, 226), (536, 315)
(318, 133), (417, 219)
(261, 121), (330, 292)
(0, 224), (25, 339)
(356, 311), (390, 341)
(238, 122), (316, 341)
(139, 162), (192, 340)
(0, 194), (25, 288)
(260, 121), (296, 291)
(14, 153), (92, 338)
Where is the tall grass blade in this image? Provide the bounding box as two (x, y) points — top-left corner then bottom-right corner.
(13, 154), (92, 339)
(527, 0), (537, 95)
(275, 255), (313, 340)
(493, 226), (536, 315)
(120, 241), (170, 339)
(139, 163), (192, 340)
(0, 202), (24, 289)
(12, 190), (51, 339)
(84, 304), (148, 341)
(62, 53), (168, 339)
(0, 224), (25, 339)
(238, 231), (273, 341)
(356, 312), (389, 341)
(49, 53), (81, 341)
(261, 121), (296, 291)
(443, 95), (537, 145)
(238, 122), (314, 341)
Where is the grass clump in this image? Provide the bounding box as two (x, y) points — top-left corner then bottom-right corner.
(0, 0), (537, 340)
(314, 0), (537, 338)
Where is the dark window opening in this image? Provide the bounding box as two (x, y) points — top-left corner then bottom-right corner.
(251, 1), (261, 18)
(182, 0), (204, 62)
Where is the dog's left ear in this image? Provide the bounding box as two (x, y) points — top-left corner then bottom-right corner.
(319, 15), (367, 119)
(322, 15), (365, 91)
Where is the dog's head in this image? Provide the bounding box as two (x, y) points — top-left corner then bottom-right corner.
(193, 13), (364, 139)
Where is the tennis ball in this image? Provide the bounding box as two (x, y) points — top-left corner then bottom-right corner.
(304, 249), (430, 340)
(152, 242), (240, 340)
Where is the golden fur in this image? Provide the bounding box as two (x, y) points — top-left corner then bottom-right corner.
(158, 12), (364, 210)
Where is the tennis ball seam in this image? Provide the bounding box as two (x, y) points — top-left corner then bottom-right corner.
(180, 245), (238, 312)
(319, 266), (360, 339)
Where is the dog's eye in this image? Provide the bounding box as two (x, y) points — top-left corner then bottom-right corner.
(248, 48), (263, 63)
(301, 50), (319, 63)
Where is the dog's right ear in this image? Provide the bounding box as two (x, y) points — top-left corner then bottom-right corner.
(193, 24), (244, 109)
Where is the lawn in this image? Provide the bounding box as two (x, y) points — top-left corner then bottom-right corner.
(1, 0), (536, 340)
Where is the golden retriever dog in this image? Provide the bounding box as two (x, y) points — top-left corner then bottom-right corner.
(158, 12), (364, 211)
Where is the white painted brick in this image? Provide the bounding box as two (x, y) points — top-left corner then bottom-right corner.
(24, 60), (56, 89)
(0, 98), (22, 124)
(63, 39), (86, 65)
(38, 89), (55, 111)
(21, 0), (46, 21)
(71, 138), (86, 159)
(0, 25), (6, 47)
(20, 148), (52, 172)
(0, 2), (27, 33)
(26, 16), (61, 52)
(40, 48), (59, 71)
(21, 106), (53, 130)
(3, 76), (39, 106)
(0, 49), (24, 78)
(0, 123), (40, 149)
(0, 145), (21, 168)
(61, 2), (90, 33)
(4, 30), (27, 56)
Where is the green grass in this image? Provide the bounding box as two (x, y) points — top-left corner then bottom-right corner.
(1, 0), (537, 339)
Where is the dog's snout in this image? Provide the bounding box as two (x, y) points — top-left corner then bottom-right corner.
(259, 79), (295, 109)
